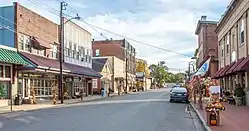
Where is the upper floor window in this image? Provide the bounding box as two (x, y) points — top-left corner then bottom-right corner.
(232, 34), (235, 49)
(95, 49), (100, 56)
(240, 19), (244, 44)
(221, 43), (224, 57)
(49, 44), (58, 58)
(18, 34), (31, 52)
(226, 34), (229, 54)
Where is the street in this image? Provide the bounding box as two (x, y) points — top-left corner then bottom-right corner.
(0, 88), (204, 131)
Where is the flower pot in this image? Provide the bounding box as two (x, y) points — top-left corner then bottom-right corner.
(234, 96), (243, 106)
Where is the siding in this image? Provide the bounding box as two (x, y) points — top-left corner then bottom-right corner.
(0, 6), (15, 47)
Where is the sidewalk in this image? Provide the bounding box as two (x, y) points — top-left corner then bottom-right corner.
(0, 93), (122, 114)
(191, 101), (249, 131)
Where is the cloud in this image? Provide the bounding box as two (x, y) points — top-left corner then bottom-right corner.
(0, 0), (230, 73)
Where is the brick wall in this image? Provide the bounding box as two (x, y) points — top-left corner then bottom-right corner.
(92, 40), (125, 60)
(15, 3), (59, 55)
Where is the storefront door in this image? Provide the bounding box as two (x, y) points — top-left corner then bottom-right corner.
(0, 81), (11, 107)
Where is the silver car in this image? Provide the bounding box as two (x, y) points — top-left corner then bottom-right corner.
(169, 87), (189, 103)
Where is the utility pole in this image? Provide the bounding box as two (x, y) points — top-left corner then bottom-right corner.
(125, 56), (128, 94)
(59, 1), (67, 104)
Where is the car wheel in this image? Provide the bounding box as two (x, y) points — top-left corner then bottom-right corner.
(186, 100), (189, 104)
(170, 99), (173, 103)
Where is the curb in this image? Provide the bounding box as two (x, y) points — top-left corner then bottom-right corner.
(0, 93), (125, 115)
(190, 102), (212, 131)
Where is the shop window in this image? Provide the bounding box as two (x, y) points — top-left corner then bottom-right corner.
(0, 82), (10, 99)
(4, 66), (11, 78)
(0, 65), (3, 77)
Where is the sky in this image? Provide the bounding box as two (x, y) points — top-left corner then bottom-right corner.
(1, 0), (230, 73)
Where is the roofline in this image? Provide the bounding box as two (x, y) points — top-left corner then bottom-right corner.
(195, 20), (218, 35)
(63, 17), (91, 35)
(215, 0), (237, 33)
(0, 45), (17, 51)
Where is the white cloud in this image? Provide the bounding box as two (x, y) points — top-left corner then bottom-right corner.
(0, 0), (230, 73)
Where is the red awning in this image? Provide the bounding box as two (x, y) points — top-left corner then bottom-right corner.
(212, 67), (224, 79)
(226, 57), (245, 75)
(32, 37), (52, 49)
(219, 62), (235, 77)
(234, 56), (249, 72)
(20, 52), (101, 78)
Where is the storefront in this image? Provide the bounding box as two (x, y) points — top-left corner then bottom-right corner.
(0, 46), (29, 107)
(18, 73), (57, 99)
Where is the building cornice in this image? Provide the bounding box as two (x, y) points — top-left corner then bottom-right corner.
(215, 0), (238, 33)
(195, 20), (218, 35)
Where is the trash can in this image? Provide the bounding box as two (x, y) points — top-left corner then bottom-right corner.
(14, 94), (22, 105)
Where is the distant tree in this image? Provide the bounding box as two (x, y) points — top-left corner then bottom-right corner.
(149, 61), (169, 87)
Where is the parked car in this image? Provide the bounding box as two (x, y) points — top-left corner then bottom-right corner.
(170, 87), (189, 103)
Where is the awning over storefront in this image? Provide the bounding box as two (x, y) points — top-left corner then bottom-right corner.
(32, 37), (52, 49)
(215, 65), (229, 78)
(0, 48), (29, 65)
(212, 67), (224, 79)
(234, 56), (249, 72)
(226, 57), (245, 75)
(20, 52), (101, 78)
(219, 62), (235, 77)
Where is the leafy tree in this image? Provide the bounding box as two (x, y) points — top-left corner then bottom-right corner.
(136, 60), (150, 77)
(149, 61), (169, 87)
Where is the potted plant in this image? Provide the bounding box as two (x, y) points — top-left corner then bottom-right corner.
(234, 85), (245, 106)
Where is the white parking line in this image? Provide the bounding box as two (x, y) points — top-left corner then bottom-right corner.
(0, 122), (3, 129)
(14, 118), (31, 124)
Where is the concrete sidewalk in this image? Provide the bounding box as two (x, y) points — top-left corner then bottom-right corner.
(0, 93), (123, 114)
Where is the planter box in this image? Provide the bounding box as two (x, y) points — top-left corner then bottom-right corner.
(0, 100), (8, 107)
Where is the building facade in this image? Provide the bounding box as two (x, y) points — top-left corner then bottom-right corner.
(214, 0), (249, 106)
(92, 39), (136, 92)
(135, 58), (150, 91)
(92, 56), (126, 94)
(195, 16), (219, 77)
(0, 3), (100, 102)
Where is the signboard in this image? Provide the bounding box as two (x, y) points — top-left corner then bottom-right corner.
(209, 86), (220, 94)
(92, 79), (98, 88)
(136, 72), (145, 78)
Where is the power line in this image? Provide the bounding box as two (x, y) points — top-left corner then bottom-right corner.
(27, 0), (193, 57)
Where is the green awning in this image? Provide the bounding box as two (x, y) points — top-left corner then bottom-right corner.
(0, 48), (29, 65)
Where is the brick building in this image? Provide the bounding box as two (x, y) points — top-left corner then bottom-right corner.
(194, 16), (218, 77)
(92, 39), (136, 92)
(213, 0), (249, 106)
(0, 2), (100, 102)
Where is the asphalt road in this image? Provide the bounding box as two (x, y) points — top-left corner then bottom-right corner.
(0, 88), (205, 131)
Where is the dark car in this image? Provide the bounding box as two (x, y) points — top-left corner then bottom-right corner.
(169, 87), (189, 103)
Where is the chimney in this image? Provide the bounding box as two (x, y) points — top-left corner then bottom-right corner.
(92, 39), (94, 41)
(201, 16), (207, 21)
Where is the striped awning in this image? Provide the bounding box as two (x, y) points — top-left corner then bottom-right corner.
(0, 48), (29, 65)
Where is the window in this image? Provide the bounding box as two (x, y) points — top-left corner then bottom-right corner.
(221, 43), (224, 57)
(31, 79), (56, 97)
(18, 34), (24, 50)
(226, 34), (229, 54)
(0, 82), (10, 99)
(240, 19), (244, 44)
(24, 35), (31, 52)
(49, 44), (58, 58)
(232, 34), (235, 49)
(95, 49), (100, 56)
(0, 65), (3, 77)
(4, 66), (11, 78)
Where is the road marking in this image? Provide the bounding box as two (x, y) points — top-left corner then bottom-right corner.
(26, 116), (41, 121)
(0, 122), (3, 129)
(15, 118), (31, 124)
(0, 112), (26, 118)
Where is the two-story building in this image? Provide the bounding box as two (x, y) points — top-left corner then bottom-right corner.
(92, 39), (136, 92)
(214, 0), (249, 106)
(92, 56), (126, 94)
(0, 2), (101, 102)
(195, 16), (219, 77)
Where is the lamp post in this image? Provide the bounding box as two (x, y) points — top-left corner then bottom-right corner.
(59, 1), (80, 104)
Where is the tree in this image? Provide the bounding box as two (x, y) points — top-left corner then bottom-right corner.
(149, 61), (169, 87)
(136, 60), (150, 77)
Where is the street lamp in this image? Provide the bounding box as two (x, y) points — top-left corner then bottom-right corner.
(59, 1), (81, 104)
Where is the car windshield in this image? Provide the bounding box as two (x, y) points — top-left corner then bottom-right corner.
(172, 87), (187, 93)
